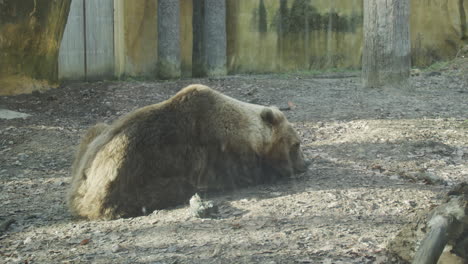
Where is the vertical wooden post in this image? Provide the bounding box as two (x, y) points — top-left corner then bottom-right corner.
(157, 0), (181, 79)
(192, 0), (205, 77)
(59, 0), (85, 80)
(85, 0), (115, 80)
(204, 0), (227, 76)
(113, 0), (125, 79)
(192, 0), (226, 77)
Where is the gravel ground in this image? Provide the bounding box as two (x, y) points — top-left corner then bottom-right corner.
(0, 58), (467, 263)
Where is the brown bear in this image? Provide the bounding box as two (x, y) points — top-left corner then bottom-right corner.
(68, 84), (308, 220)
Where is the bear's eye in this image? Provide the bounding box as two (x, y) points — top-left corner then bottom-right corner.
(292, 142), (300, 149)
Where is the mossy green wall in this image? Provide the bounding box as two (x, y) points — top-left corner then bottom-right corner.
(0, 0), (71, 95)
(227, 0), (363, 73)
(411, 0), (468, 67)
(227, 0), (467, 73)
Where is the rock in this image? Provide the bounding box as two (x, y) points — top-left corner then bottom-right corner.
(167, 245), (177, 253)
(189, 193), (218, 218)
(54, 181), (66, 187)
(426, 71), (442, 77)
(111, 244), (125, 253)
(0, 218), (15, 234)
(0, 109), (31, 120)
(23, 237), (32, 244)
(17, 153), (29, 161)
(418, 172), (444, 184)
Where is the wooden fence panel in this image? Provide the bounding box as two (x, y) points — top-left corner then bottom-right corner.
(84, 0), (114, 80)
(58, 0), (85, 80)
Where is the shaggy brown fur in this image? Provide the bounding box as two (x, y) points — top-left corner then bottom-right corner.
(68, 84), (308, 220)
(70, 123), (109, 178)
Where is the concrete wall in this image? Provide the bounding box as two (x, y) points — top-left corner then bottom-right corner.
(227, 0), (467, 73)
(227, 0), (363, 73)
(56, 0), (467, 80)
(411, 0), (468, 67)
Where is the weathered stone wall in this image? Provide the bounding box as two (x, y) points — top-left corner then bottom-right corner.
(0, 0), (71, 95)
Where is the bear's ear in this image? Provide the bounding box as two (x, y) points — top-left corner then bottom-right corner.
(261, 108), (277, 126)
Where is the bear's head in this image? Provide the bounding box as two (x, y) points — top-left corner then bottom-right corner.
(260, 107), (309, 177)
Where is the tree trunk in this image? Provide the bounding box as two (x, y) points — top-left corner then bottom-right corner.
(157, 0), (181, 79)
(362, 0), (410, 89)
(277, 0), (288, 67)
(0, 0), (71, 95)
(192, 0), (205, 77)
(459, 0), (467, 40)
(204, 0), (227, 77)
(192, 0), (226, 77)
(412, 215), (450, 264)
(412, 192), (467, 264)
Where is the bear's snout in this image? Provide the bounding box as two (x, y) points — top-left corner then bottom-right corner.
(294, 158), (310, 173)
(291, 147), (309, 174)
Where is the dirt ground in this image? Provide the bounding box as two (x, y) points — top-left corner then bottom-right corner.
(0, 59), (467, 264)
